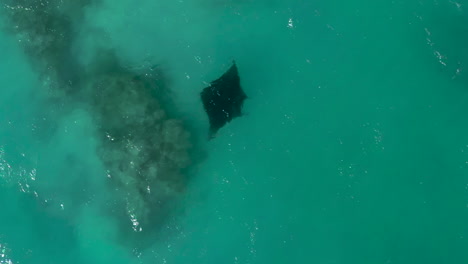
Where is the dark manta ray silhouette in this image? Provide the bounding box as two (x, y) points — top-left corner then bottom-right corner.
(201, 61), (247, 138)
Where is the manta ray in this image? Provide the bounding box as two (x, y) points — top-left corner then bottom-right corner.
(200, 61), (247, 138)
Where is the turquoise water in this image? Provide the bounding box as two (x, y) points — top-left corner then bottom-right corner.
(1, 0), (468, 263)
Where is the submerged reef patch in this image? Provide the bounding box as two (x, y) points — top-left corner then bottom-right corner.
(2, 1), (85, 95)
(88, 66), (192, 230)
(1, 0), (195, 249)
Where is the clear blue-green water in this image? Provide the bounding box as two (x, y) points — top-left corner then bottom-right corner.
(1, 0), (468, 263)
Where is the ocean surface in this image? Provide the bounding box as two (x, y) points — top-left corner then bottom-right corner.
(1, 0), (468, 263)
